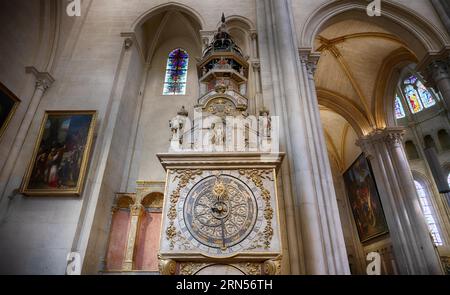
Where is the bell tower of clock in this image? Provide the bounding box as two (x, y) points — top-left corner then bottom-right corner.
(157, 15), (284, 276)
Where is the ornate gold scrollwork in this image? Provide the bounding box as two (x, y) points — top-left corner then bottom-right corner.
(179, 263), (209, 275)
(158, 254), (177, 275)
(239, 169), (274, 249)
(235, 262), (262, 275)
(166, 169), (203, 249)
(263, 258), (282, 275)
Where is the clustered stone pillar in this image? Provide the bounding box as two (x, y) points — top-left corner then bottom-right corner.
(256, 0), (350, 274)
(0, 67), (54, 200)
(357, 127), (444, 275)
(424, 56), (450, 114)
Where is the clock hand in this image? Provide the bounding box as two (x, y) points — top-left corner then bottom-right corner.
(220, 218), (226, 250)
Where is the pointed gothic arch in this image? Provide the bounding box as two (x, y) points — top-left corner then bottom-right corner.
(130, 2), (205, 32)
(300, 0), (448, 57)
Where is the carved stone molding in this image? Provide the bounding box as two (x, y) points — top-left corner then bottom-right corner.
(238, 169), (274, 249)
(429, 59), (450, 82)
(25, 66), (55, 92)
(166, 169), (203, 249)
(158, 255), (177, 275)
(251, 60), (261, 71)
(383, 129), (406, 148)
(124, 37), (133, 50)
(235, 262), (262, 275)
(263, 258), (282, 275)
(298, 50), (320, 77)
(356, 127), (406, 158)
(417, 47), (450, 88)
(179, 262), (209, 275)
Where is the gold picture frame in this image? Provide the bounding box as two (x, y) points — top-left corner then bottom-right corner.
(21, 110), (97, 196)
(343, 154), (389, 243)
(0, 82), (21, 139)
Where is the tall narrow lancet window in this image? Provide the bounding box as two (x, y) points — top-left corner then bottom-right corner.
(394, 95), (406, 119)
(414, 180), (443, 246)
(163, 48), (189, 95)
(401, 74), (437, 114)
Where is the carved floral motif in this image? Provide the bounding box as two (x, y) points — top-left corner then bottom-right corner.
(239, 169), (274, 249)
(166, 169), (203, 249)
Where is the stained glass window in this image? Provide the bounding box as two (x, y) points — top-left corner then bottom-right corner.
(404, 85), (423, 114)
(414, 180), (443, 246)
(403, 75), (417, 85)
(163, 48), (189, 95)
(401, 74), (437, 114)
(394, 95), (406, 119)
(417, 80), (436, 108)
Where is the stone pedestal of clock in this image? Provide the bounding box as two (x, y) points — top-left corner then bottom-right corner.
(157, 152), (284, 275)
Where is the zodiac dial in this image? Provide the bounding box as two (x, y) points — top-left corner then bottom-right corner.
(183, 175), (258, 251)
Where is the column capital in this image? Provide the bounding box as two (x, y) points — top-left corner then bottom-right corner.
(250, 31), (258, 40)
(129, 203), (143, 216)
(120, 32), (136, 50)
(416, 47), (450, 88)
(199, 30), (214, 50)
(298, 49), (320, 77)
(356, 127), (406, 157)
(25, 66), (55, 91)
(251, 60), (261, 71)
(426, 59), (450, 88)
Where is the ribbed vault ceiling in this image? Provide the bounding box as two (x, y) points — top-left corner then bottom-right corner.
(315, 19), (415, 171)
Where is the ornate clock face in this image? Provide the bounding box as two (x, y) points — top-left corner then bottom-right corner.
(183, 175), (258, 250)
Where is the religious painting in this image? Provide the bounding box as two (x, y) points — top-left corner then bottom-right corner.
(343, 154), (388, 243)
(21, 111), (97, 196)
(0, 82), (21, 139)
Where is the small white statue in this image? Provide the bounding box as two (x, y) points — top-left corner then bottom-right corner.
(169, 118), (180, 140)
(260, 109), (271, 138)
(215, 124), (224, 147)
(169, 106), (188, 151)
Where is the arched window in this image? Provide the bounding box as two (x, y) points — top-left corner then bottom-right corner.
(424, 135), (436, 150)
(414, 180), (443, 246)
(394, 95), (406, 119)
(405, 140), (419, 160)
(401, 74), (436, 114)
(438, 129), (450, 151)
(163, 48), (189, 95)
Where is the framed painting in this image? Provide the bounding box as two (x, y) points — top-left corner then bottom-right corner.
(21, 111), (97, 196)
(343, 154), (388, 243)
(0, 82), (21, 138)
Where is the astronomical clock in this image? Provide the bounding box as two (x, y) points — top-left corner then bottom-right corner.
(157, 15), (284, 275)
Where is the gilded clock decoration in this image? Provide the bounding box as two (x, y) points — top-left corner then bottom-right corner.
(183, 175), (258, 250)
(239, 169), (274, 249)
(166, 169), (203, 249)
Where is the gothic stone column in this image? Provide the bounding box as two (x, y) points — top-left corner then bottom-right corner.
(420, 52), (450, 114)
(256, 0), (350, 274)
(0, 67), (54, 200)
(357, 128), (444, 274)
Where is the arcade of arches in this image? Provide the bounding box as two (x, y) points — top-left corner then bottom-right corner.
(0, 0), (449, 275)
